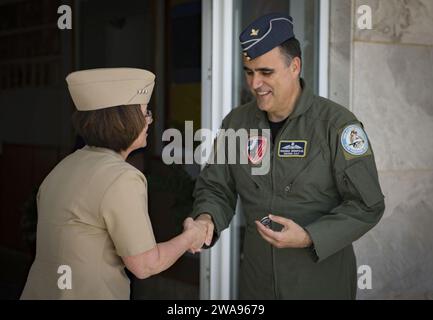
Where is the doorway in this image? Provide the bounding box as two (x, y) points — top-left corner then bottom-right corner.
(200, 0), (322, 299)
(79, 0), (203, 299)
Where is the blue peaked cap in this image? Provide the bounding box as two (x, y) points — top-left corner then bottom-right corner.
(239, 13), (295, 60)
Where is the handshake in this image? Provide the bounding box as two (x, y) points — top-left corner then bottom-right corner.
(182, 214), (215, 254)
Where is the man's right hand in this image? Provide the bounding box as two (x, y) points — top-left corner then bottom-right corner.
(183, 217), (207, 252)
(193, 213), (215, 251)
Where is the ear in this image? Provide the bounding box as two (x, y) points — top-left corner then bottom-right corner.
(291, 57), (302, 75)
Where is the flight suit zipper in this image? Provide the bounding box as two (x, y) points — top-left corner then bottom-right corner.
(269, 119), (314, 298)
(270, 128), (284, 299)
(267, 140), (278, 299)
(264, 114), (293, 299)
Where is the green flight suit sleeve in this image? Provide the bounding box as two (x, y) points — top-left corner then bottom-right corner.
(191, 120), (238, 247)
(304, 121), (385, 263)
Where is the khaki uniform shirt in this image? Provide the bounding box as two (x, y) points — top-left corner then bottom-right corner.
(192, 79), (385, 299)
(21, 146), (155, 299)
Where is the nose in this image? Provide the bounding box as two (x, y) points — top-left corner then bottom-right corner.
(251, 74), (263, 90)
(145, 110), (153, 125)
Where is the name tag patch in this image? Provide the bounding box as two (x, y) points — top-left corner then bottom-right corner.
(278, 140), (307, 158)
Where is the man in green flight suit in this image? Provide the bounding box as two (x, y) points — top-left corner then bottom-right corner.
(190, 13), (385, 299)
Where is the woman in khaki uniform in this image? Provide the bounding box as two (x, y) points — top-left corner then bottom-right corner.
(20, 68), (206, 299)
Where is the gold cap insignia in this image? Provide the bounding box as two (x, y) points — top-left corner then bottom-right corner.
(250, 28), (259, 36)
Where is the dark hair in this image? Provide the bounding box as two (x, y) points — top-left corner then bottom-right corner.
(72, 104), (146, 152)
(278, 37), (302, 67)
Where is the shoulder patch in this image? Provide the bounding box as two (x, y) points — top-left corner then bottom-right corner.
(340, 124), (369, 158)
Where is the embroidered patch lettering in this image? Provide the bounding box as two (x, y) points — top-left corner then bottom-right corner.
(278, 141), (307, 158)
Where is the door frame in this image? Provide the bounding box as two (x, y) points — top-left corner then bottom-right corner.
(200, 0), (329, 300)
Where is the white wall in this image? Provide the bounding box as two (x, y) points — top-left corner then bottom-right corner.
(330, 0), (433, 299)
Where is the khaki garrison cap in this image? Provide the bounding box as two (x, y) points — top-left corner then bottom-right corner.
(66, 68), (155, 111)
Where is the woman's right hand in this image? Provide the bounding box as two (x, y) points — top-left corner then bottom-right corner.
(183, 217), (207, 253)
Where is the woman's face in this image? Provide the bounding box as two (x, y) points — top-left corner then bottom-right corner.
(132, 104), (153, 150)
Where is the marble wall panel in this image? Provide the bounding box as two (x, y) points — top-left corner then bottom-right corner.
(353, 0), (433, 45)
(352, 41), (433, 171)
(355, 170), (433, 299)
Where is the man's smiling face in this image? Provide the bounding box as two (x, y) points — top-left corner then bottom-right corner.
(243, 46), (300, 116)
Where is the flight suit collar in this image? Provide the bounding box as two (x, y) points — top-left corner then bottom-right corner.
(288, 78), (315, 120)
(82, 145), (124, 161)
(254, 107), (269, 130)
(254, 78), (314, 123)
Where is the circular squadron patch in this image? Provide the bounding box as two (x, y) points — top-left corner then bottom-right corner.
(341, 124), (369, 156)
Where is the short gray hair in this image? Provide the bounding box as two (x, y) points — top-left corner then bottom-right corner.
(278, 38), (302, 67)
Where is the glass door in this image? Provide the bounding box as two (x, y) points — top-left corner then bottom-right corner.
(200, 0), (322, 299)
